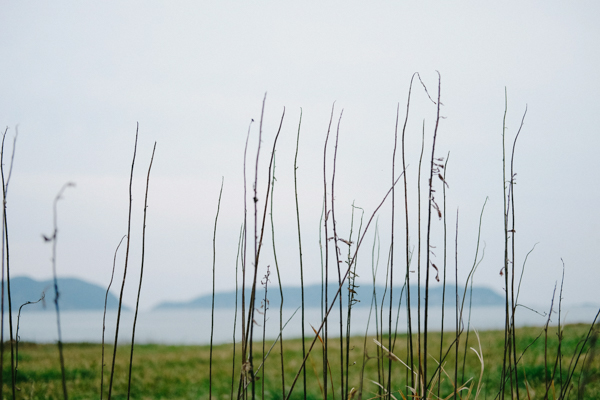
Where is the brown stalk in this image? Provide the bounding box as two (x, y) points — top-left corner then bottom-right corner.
(127, 142), (156, 399)
(231, 223), (244, 400)
(49, 182), (76, 400)
(293, 108), (307, 400)
(107, 124), (138, 400)
(101, 235), (126, 400)
(508, 105), (527, 399)
(330, 109), (345, 399)
(15, 293), (44, 384)
(454, 209), (459, 400)
(401, 74), (416, 389)
(243, 99), (284, 399)
(500, 88), (510, 399)
(240, 118), (253, 369)
(416, 120), (425, 392)
(423, 71), (442, 391)
(0, 127), (18, 400)
(321, 102), (336, 400)
(387, 103), (400, 400)
(209, 177), (224, 400)
(269, 151), (286, 398)
(437, 152), (450, 398)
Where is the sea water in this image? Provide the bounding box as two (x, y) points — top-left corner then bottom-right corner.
(3, 304), (598, 345)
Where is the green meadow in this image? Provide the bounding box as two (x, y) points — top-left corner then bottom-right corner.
(3, 324), (598, 399)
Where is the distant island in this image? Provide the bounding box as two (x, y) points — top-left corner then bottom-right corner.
(1, 277), (508, 313)
(1, 276), (126, 312)
(154, 282), (505, 311)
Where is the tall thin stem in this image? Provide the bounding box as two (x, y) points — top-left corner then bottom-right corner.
(508, 105), (527, 399)
(108, 125), (138, 400)
(270, 152), (286, 398)
(246, 95), (267, 399)
(240, 119), (253, 372)
(416, 120), (425, 389)
(384, 103), (400, 399)
(500, 88), (510, 400)
(401, 75), (416, 388)
(101, 235), (126, 400)
(423, 72), (442, 391)
(244, 100), (284, 399)
(50, 182), (75, 400)
(438, 153), (449, 397)
(127, 142), (156, 399)
(209, 177), (224, 400)
(231, 224), (244, 400)
(321, 103), (335, 400)
(330, 110), (345, 399)
(0, 127), (18, 400)
(453, 209), (459, 400)
(293, 109), (307, 400)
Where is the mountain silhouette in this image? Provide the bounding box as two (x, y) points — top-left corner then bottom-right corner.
(154, 282), (504, 310)
(1, 276), (126, 312)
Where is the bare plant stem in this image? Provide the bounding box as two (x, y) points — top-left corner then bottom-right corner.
(127, 142), (156, 400)
(461, 242), (486, 383)
(541, 285), (556, 399)
(371, 220), (382, 398)
(0, 128), (5, 400)
(387, 103), (400, 400)
(438, 152), (450, 397)
(49, 182), (75, 400)
(244, 100), (284, 399)
(558, 264), (564, 389)
(261, 266), (270, 399)
(378, 242), (392, 394)
(107, 125), (138, 400)
(322, 103), (335, 400)
(245, 95), (266, 400)
(423, 71), (442, 391)
(319, 194), (325, 326)
(453, 209), (459, 400)
(15, 293), (44, 383)
(500, 88), (510, 400)
(330, 110), (345, 399)
(0, 127), (17, 400)
(499, 91), (527, 399)
(293, 109), (307, 400)
(231, 223), (244, 400)
(401, 74), (416, 389)
(236, 117), (253, 400)
(508, 105), (527, 400)
(101, 235), (126, 400)
(416, 120), (425, 390)
(269, 151), (286, 398)
(358, 223), (381, 399)
(345, 203), (363, 398)
(240, 119), (253, 377)
(209, 177), (224, 400)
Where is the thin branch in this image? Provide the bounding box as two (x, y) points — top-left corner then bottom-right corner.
(101, 235), (126, 400)
(127, 142), (157, 399)
(108, 124), (138, 400)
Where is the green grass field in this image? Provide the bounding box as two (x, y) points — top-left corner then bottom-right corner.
(2, 323), (598, 399)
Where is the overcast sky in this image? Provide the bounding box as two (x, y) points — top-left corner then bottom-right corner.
(1, 1), (599, 313)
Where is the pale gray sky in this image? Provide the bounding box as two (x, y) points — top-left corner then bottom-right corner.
(1, 1), (599, 312)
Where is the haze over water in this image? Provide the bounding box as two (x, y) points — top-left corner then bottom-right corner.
(9, 305), (598, 345)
